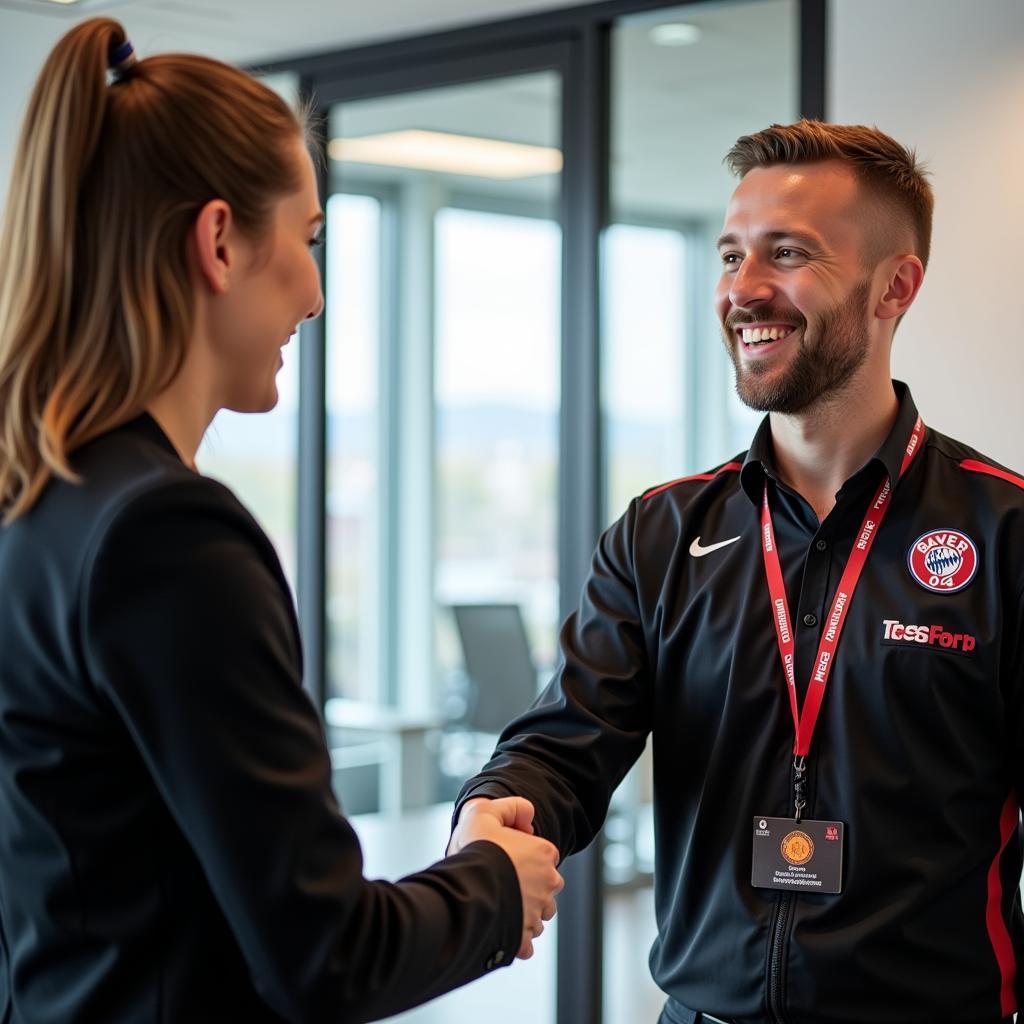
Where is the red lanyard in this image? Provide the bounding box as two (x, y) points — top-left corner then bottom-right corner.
(761, 417), (925, 780)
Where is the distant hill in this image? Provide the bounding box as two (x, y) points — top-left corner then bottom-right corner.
(200, 402), (685, 464)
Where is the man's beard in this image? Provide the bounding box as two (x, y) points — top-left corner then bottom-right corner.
(722, 279), (873, 415)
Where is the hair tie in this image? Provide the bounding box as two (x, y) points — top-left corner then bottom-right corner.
(108, 39), (137, 82)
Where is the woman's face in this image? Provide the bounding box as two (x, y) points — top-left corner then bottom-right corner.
(208, 139), (324, 413)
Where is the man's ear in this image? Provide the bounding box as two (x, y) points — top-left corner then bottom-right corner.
(875, 254), (925, 322)
(189, 199), (235, 295)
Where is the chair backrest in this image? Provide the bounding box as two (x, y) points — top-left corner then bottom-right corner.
(451, 603), (537, 734)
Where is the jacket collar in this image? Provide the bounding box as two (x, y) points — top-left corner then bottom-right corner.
(122, 411), (185, 464)
(739, 380), (921, 508)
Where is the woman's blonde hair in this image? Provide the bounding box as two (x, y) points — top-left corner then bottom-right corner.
(0, 18), (310, 522)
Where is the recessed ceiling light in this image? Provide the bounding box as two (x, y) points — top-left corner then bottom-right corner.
(329, 130), (563, 180)
(650, 22), (702, 47)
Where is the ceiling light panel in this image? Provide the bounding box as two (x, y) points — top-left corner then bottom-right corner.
(650, 22), (703, 46)
(329, 130), (563, 180)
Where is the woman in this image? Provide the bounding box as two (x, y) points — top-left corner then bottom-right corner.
(0, 18), (561, 1024)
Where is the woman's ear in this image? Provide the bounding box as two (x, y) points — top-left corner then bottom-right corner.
(189, 199), (235, 294)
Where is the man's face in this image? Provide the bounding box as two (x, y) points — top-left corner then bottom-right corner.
(714, 160), (878, 414)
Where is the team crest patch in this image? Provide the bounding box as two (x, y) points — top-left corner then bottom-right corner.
(907, 529), (979, 593)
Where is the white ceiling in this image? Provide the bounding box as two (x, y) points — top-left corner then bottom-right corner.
(0, 0), (587, 65)
(0, 0), (587, 199)
(0, 0), (798, 218)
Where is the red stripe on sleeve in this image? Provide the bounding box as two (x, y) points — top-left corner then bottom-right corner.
(642, 462), (742, 501)
(985, 792), (1019, 1016)
(961, 459), (1024, 491)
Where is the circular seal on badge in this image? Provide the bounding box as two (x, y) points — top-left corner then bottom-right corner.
(781, 830), (814, 866)
(907, 529), (979, 594)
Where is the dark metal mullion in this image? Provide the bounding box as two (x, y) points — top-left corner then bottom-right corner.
(297, 74), (329, 707)
(557, 19), (609, 1024)
(379, 189), (402, 706)
(256, 0), (737, 80)
(311, 41), (568, 109)
(800, 0), (828, 119)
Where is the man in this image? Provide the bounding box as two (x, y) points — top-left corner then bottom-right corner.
(449, 120), (1024, 1023)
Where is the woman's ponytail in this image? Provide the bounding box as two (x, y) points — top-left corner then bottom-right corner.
(0, 19), (128, 520)
(0, 19), (307, 523)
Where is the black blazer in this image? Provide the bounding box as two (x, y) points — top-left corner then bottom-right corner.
(0, 414), (520, 1024)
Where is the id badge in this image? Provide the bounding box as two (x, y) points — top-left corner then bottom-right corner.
(751, 816), (844, 894)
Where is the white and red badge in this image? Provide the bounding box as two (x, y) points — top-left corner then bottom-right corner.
(907, 529), (979, 593)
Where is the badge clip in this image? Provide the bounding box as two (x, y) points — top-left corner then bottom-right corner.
(793, 755), (807, 824)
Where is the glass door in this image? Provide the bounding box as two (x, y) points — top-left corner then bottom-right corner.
(320, 61), (564, 1024)
(601, 3), (800, 1020)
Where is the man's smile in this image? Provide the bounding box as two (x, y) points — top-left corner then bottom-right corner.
(733, 322), (800, 358)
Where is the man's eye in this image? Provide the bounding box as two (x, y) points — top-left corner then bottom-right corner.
(776, 248), (801, 259)
(721, 253), (740, 266)
(309, 235), (324, 249)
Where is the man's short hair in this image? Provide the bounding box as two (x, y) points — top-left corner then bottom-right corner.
(724, 119), (934, 271)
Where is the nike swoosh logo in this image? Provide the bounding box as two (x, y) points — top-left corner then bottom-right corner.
(689, 535), (742, 557)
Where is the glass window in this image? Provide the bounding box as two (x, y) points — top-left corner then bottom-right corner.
(196, 319), (300, 587)
(326, 192), (383, 702)
(603, 222), (688, 519)
(434, 205), (561, 687)
(322, 68), (562, 1024)
(602, 4), (798, 1020)
(605, 0), (799, 517)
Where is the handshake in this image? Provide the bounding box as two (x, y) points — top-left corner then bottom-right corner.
(448, 797), (564, 960)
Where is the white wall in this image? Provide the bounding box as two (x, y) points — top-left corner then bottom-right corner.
(830, 0), (1024, 469)
(0, 11), (65, 205)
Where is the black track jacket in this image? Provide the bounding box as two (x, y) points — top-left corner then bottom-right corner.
(0, 414), (521, 1024)
(456, 382), (1024, 1023)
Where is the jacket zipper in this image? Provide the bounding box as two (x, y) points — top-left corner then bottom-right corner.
(767, 757), (808, 1023)
(767, 891), (794, 1023)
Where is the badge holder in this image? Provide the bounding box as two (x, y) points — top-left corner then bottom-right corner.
(750, 418), (924, 898)
(751, 814), (844, 893)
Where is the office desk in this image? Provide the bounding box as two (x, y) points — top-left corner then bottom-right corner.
(325, 698), (445, 814)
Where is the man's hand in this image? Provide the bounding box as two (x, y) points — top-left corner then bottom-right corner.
(448, 797), (536, 854)
(449, 797), (563, 960)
